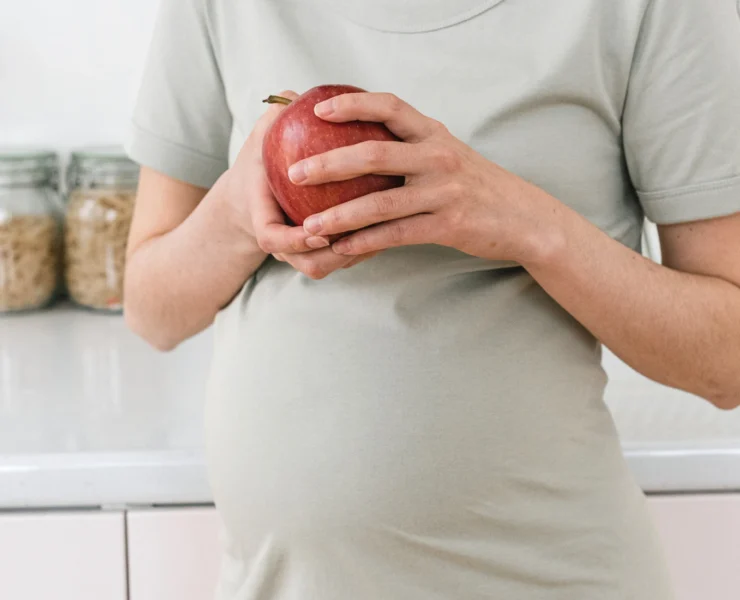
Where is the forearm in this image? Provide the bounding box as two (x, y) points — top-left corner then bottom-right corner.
(525, 198), (740, 409)
(124, 172), (267, 350)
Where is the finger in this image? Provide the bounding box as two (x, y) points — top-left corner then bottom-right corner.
(273, 253), (286, 262)
(342, 251), (381, 268)
(251, 187), (329, 253)
(281, 247), (355, 280)
(256, 223), (330, 254)
(304, 183), (447, 236)
(252, 199), (329, 253)
(331, 214), (437, 256)
(313, 92), (441, 142)
(250, 192), (306, 252)
(288, 140), (437, 185)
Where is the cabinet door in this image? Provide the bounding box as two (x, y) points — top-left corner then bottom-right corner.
(127, 507), (222, 600)
(0, 510), (126, 600)
(649, 495), (740, 600)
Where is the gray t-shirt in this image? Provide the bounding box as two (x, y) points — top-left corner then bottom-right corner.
(128, 1), (740, 598)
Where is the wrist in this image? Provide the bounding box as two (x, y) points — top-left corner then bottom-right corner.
(515, 187), (569, 271)
(214, 169), (265, 258)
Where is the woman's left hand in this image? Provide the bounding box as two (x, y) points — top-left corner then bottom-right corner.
(290, 92), (563, 266)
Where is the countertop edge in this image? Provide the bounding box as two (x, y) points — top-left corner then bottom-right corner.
(2, 446), (740, 509)
(622, 445), (740, 495)
(0, 451), (211, 510)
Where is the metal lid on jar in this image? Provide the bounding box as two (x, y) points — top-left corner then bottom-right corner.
(0, 148), (59, 189)
(67, 146), (140, 190)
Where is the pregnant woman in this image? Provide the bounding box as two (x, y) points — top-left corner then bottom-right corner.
(124, 1), (740, 598)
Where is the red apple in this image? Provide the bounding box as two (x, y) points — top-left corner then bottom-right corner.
(262, 85), (405, 226)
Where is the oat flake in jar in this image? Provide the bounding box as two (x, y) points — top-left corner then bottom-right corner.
(0, 149), (62, 314)
(65, 148), (139, 312)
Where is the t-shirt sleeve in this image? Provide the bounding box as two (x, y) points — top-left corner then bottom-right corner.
(125, 0), (232, 189)
(623, 0), (740, 224)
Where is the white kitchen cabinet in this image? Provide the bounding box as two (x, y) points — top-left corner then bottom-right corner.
(0, 510), (126, 600)
(649, 495), (740, 600)
(124, 500), (740, 600)
(127, 507), (222, 600)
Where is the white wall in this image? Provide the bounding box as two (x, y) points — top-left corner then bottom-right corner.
(0, 0), (159, 152)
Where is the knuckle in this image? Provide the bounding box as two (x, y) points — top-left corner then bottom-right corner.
(362, 141), (387, 169)
(322, 207), (342, 231)
(428, 119), (449, 137)
(431, 145), (460, 172)
(383, 93), (404, 113)
(256, 234), (274, 254)
(388, 222), (406, 244)
(303, 261), (327, 280)
(402, 184), (422, 207)
(373, 191), (400, 215)
(319, 210), (336, 232)
(443, 180), (466, 199)
(310, 154), (329, 176)
(288, 235), (304, 253)
(341, 93), (357, 110)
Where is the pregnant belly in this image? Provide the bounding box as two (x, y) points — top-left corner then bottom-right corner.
(203, 257), (619, 539)
(199, 262), (673, 598)
(204, 319), (616, 546)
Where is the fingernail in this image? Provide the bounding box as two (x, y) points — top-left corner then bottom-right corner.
(333, 240), (351, 254)
(303, 215), (323, 235)
(306, 236), (329, 249)
(288, 162), (307, 183)
(314, 99), (335, 118)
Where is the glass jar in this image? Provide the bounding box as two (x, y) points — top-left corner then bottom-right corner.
(0, 149), (62, 313)
(65, 147), (139, 312)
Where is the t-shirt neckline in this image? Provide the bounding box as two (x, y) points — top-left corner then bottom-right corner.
(317, 0), (507, 34)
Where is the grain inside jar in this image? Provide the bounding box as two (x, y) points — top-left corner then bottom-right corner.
(65, 190), (135, 311)
(65, 148), (139, 312)
(0, 149), (62, 313)
(0, 215), (61, 312)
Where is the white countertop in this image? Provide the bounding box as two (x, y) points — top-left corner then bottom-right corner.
(1, 305), (740, 509)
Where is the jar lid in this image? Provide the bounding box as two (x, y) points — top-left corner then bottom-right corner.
(68, 146), (140, 190)
(0, 148), (59, 189)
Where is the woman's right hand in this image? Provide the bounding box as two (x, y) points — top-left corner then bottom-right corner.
(224, 91), (379, 280)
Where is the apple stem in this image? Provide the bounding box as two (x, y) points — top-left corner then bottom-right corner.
(263, 95), (293, 106)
